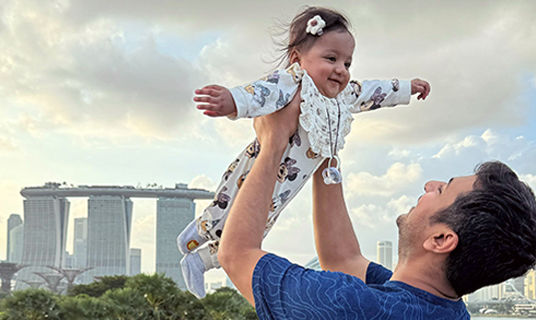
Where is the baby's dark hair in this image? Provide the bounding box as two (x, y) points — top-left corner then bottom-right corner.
(273, 6), (352, 68)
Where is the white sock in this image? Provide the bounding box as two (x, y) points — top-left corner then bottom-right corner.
(181, 251), (207, 299)
(181, 243), (222, 299)
(177, 219), (206, 255)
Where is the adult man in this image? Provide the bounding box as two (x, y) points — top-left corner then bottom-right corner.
(218, 96), (536, 319)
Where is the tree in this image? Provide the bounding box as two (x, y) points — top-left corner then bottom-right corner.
(68, 275), (128, 297)
(202, 287), (257, 320)
(102, 288), (150, 320)
(0, 289), (61, 320)
(59, 295), (112, 320)
(125, 273), (211, 320)
(172, 291), (212, 320)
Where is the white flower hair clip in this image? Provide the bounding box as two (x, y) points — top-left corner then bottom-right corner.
(306, 15), (326, 36)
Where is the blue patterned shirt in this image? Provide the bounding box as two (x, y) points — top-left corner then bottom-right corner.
(252, 254), (469, 320)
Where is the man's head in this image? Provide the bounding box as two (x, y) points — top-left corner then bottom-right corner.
(397, 161), (536, 297)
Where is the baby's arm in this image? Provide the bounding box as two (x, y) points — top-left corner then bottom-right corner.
(228, 67), (302, 120)
(194, 66), (302, 120)
(347, 78), (430, 113)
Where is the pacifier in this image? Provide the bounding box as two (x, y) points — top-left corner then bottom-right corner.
(322, 156), (342, 185)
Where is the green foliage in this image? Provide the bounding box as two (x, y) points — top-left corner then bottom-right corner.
(125, 273), (211, 320)
(59, 295), (112, 320)
(202, 287), (257, 320)
(103, 288), (149, 320)
(0, 289), (61, 320)
(0, 292), (9, 301)
(68, 275), (128, 297)
(0, 274), (255, 320)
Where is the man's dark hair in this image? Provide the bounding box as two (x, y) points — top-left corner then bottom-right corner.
(431, 161), (536, 296)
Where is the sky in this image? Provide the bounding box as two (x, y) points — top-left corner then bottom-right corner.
(1, 0), (536, 284)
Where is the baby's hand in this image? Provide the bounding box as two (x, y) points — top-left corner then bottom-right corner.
(194, 85), (236, 117)
(410, 78), (431, 100)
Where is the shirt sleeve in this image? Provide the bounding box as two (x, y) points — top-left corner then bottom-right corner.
(345, 79), (411, 113)
(252, 254), (380, 320)
(228, 67), (301, 120)
(365, 262), (393, 285)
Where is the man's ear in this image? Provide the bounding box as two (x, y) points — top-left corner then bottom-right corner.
(289, 49), (300, 65)
(423, 227), (458, 254)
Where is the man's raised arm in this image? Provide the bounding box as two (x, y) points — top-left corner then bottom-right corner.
(218, 92), (301, 305)
(312, 161), (370, 281)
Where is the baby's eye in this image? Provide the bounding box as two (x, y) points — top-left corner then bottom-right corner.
(344, 62), (351, 69)
(326, 57), (336, 62)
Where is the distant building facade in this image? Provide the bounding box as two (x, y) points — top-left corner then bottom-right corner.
(377, 241), (393, 270)
(156, 191), (195, 290)
(73, 218), (88, 269)
(130, 248), (141, 276)
(64, 252), (74, 268)
(9, 223), (24, 263)
(7, 214), (23, 262)
(525, 269), (536, 300)
(15, 195), (70, 289)
(467, 283), (505, 301)
(16, 182), (213, 290)
(85, 195), (133, 282)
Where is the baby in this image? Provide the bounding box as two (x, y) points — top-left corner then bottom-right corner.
(178, 7), (430, 298)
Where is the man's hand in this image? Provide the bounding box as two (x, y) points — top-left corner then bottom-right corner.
(254, 88), (301, 152)
(410, 78), (431, 100)
(194, 85), (237, 117)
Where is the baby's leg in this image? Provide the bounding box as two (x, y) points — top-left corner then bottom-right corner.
(177, 140), (259, 254)
(199, 127), (324, 257)
(181, 241), (220, 299)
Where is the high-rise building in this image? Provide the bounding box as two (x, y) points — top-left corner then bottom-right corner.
(64, 252), (74, 268)
(73, 218), (88, 268)
(15, 196), (70, 289)
(8, 223), (24, 263)
(467, 283), (505, 301)
(377, 241), (393, 270)
(7, 214), (23, 262)
(525, 269), (535, 300)
(86, 195), (133, 282)
(130, 248), (141, 276)
(156, 194), (195, 290)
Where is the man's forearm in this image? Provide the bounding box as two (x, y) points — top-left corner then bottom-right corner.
(219, 142), (286, 304)
(312, 160), (370, 280)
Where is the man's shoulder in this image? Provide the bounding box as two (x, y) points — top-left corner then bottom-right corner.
(253, 254), (470, 320)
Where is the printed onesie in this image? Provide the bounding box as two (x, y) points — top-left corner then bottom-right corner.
(177, 63), (411, 297)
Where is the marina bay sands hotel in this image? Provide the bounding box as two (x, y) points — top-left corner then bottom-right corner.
(15, 182), (214, 290)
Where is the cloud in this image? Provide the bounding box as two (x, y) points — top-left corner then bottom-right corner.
(189, 174), (217, 190)
(519, 174), (536, 192)
(346, 162), (422, 197)
(0, 2), (210, 140)
(0, 135), (16, 151)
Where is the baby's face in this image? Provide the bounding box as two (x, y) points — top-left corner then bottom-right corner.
(299, 31), (354, 98)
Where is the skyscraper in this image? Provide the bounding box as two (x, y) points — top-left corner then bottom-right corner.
(377, 241), (393, 270)
(73, 218), (88, 268)
(156, 194), (195, 290)
(86, 195), (133, 282)
(8, 223), (24, 263)
(15, 196), (70, 289)
(7, 214), (22, 262)
(130, 248), (141, 276)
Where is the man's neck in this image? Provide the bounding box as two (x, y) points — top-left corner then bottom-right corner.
(390, 260), (459, 300)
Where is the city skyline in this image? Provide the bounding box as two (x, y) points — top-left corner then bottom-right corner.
(1, 0), (536, 286)
(10, 182), (212, 288)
